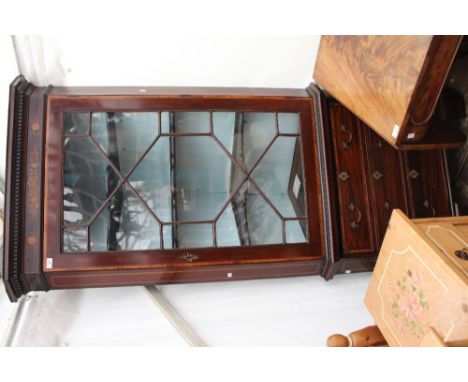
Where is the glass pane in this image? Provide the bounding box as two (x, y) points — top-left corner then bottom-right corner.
(63, 137), (121, 225)
(63, 228), (87, 252)
(160, 112), (210, 134)
(175, 136), (245, 221)
(161, 112), (170, 134)
(91, 112), (158, 176)
(213, 112), (236, 152)
(90, 184), (160, 251)
(174, 112), (210, 133)
(286, 220), (307, 244)
(128, 137), (172, 222)
(278, 113), (300, 134)
(215, 112), (277, 171)
(64, 112), (89, 135)
(163, 224), (213, 249)
(251, 137), (306, 218)
(216, 180), (283, 246)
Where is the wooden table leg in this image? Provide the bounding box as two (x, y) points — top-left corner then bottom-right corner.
(327, 325), (387, 347)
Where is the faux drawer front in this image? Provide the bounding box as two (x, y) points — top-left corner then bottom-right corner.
(330, 104), (375, 255)
(405, 150), (452, 218)
(364, 128), (410, 243)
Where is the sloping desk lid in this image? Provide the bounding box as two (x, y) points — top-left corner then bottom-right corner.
(313, 35), (464, 150)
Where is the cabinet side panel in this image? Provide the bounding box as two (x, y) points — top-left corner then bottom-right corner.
(2, 77), (32, 301)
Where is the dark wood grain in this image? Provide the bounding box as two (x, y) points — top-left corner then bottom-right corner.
(306, 84), (341, 279)
(3, 76), (33, 301)
(329, 103), (375, 255)
(363, 127), (410, 244)
(46, 260), (323, 289)
(43, 94), (323, 274)
(404, 150), (452, 218)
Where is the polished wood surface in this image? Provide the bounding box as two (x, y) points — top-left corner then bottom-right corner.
(314, 35), (463, 149)
(329, 103), (375, 255)
(45, 260), (323, 289)
(43, 94), (324, 273)
(322, 101), (454, 280)
(327, 325), (387, 347)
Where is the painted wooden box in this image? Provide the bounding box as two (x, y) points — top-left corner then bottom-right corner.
(364, 210), (468, 346)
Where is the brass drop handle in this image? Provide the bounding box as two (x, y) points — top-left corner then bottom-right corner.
(340, 124), (353, 149)
(182, 252), (199, 262)
(455, 248), (468, 260)
(348, 202), (362, 229)
(423, 199), (436, 217)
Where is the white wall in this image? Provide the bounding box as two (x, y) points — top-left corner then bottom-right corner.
(0, 36), (19, 183)
(24, 35), (320, 87)
(2, 35), (320, 186)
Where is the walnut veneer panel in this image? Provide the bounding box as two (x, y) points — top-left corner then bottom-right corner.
(313, 36), (461, 148)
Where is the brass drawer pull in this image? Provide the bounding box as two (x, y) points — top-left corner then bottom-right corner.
(384, 201), (391, 211)
(348, 202), (362, 229)
(423, 199), (436, 217)
(409, 169), (419, 179)
(182, 252), (199, 262)
(372, 171), (383, 181)
(339, 171), (350, 181)
(340, 124), (353, 149)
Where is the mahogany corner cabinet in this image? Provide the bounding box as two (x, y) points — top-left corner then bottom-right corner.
(2, 76), (455, 301)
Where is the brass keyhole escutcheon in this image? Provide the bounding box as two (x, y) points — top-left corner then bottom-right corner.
(372, 171), (383, 181)
(182, 253), (199, 262)
(409, 169), (419, 179)
(339, 171), (350, 181)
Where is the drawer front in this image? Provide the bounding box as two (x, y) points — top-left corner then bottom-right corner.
(364, 127), (410, 243)
(405, 150), (452, 218)
(330, 104), (375, 255)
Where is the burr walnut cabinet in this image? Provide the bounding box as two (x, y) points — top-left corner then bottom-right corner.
(314, 35), (467, 150)
(2, 76), (456, 301)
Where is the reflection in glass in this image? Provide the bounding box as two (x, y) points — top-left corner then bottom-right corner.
(161, 112), (210, 134)
(90, 184), (160, 251)
(174, 136), (245, 221)
(63, 137), (121, 225)
(251, 137), (306, 218)
(278, 113), (300, 134)
(63, 228), (87, 252)
(163, 224), (213, 249)
(214, 112), (276, 171)
(64, 112), (89, 135)
(128, 137), (172, 222)
(62, 110), (309, 252)
(285, 220), (307, 243)
(91, 112), (158, 176)
(216, 180), (283, 246)
(213, 112), (236, 152)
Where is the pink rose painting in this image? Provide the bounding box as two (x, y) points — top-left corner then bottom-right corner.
(389, 269), (429, 338)
(398, 292), (424, 320)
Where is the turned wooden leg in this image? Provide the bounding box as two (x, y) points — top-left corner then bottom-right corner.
(327, 325), (387, 347)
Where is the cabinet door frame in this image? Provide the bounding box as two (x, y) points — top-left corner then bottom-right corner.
(43, 92), (325, 272)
